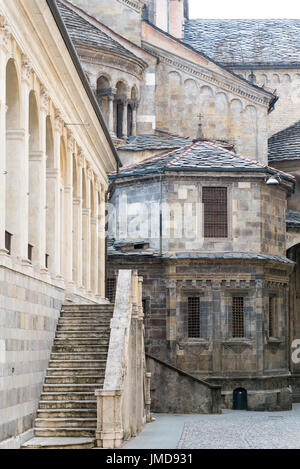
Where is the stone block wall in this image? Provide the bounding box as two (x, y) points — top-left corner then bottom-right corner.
(0, 266), (65, 447)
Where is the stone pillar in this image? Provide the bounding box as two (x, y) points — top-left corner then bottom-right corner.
(132, 101), (138, 137)
(121, 97), (128, 140)
(46, 111), (63, 278)
(91, 215), (99, 295)
(107, 88), (116, 137)
(72, 196), (81, 285)
(98, 186), (106, 298)
(0, 42), (7, 256)
(82, 208), (91, 291)
(29, 151), (46, 267)
(95, 390), (124, 449)
(63, 184), (73, 284)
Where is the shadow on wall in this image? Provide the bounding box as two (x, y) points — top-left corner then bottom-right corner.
(146, 354), (222, 414)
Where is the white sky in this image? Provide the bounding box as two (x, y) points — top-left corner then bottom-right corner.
(189, 0), (300, 19)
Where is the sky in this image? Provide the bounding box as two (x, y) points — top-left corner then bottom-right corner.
(188, 0), (300, 19)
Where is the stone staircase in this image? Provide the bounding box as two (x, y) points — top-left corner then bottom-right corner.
(22, 304), (114, 450)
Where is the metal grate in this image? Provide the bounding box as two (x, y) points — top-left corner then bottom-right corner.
(188, 297), (200, 338)
(269, 296), (275, 337)
(232, 297), (244, 338)
(106, 278), (116, 303)
(202, 187), (228, 238)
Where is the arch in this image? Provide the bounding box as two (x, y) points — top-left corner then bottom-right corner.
(283, 74), (291, 84)
(131, 85), (138, 100)
(97, 75), (110, 91)
(168, 71), (182, 88)
(230, 98), (243, 114)
(272, 74), (280, 84)
(184, 78), (197, 93)
(233, 388), (248, 410)
(29, 91), (40, 153)
(5, 59), (22, 256)
(216, 92), (228, 113)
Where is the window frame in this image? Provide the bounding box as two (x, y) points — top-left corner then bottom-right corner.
(200, 184), (232, 242)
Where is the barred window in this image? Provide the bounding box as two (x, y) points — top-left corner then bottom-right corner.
(202, 187), (228, 238)
(188, 297), (208, 339)
(106, 278), (116, 303)
(269, 296), (276, 337)
(5, 231), (12, 255)
(232, 297), (244, 338)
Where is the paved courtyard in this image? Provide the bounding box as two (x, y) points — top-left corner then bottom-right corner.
(123, 405), (300, 449)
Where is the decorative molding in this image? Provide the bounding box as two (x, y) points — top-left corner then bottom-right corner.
(67, 129), (75, 153)
(222, 341), (252, 354)
(142, 42), (272, 108)
(54, 108), (64, 133)
(117, 0), (144, 13)
(21, 54), (33, 83)
(0, 16), (11, 50)
(40, 85), (49, 113)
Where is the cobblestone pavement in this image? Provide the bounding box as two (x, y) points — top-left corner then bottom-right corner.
(178, 405), (300, 449)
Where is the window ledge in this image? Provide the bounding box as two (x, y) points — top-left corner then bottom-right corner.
(267, 337), (282, 344)
(222, 339), (252, 346)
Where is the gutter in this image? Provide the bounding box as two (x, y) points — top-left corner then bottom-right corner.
(46, 0), (122, 168)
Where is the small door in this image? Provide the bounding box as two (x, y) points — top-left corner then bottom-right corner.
(233, 388), (248, 410)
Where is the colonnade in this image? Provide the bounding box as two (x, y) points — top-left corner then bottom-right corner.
(0, 21), (106, 300)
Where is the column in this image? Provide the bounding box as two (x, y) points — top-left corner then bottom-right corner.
(107, 88), (116, 136)
(63, 132), (74, 285)
(46, 111), (63, 278)
(131, 101), (138, 137)
(91, 184), (99, 295)
(0, 38), (7, 255)
(121, 97), (128, 140)
(98, 186), (106, 298)
(82, 208), (91, 291)
(73, 153), (83, 287)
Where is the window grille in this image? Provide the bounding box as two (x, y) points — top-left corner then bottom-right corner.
(269, 296), (276, 337)
(5, 231), (12, 255)
(45, 254), (49, 269)
(188, 297), (208, 339)
(232, 297), (244, 338)
(202, 187), (228, 238)
(106, 278), (116, 303)
(142, 299), (149, 316)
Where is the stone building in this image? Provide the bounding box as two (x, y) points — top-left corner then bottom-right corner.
(107, 141), (295, 411)
(0, 0), (121, 448)
(56, 0), (300, 410)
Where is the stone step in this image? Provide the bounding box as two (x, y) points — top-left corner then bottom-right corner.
(58, 318), (111, 326)
(52, 345), (109, 353)
(37, 409), (97, 419)
(61, 305), (114, 313)
(54, 338), (109, 346)
(46, 368), (105, 377)
(51, 352), (108, 361)
(57, 324), (110, 332)
(34, 428), (96, 438)
(43, 384), (102, 393)
(35, 418), (97, 429)
(39, 400), (97, 410)
(40, 392), (96, 401)
(56, 331), (110, 339)
(21, 437), (96, 450)
(48, 360), (107, 368)
(45, 375), (104, 385)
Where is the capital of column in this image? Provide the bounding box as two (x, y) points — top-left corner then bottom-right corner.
(77, 148), (85, 168)
(0, 16), (11, 52)
(129, 98), (139, 110)
(54, 108), (64, 133)
(107, 88), (117, 101)
(67, 129), (75, 153)
(87, 167), (94, 181)
(40, 85), (49, 113)
(119, 94), (128, 107)
(21, 54), (33, 84)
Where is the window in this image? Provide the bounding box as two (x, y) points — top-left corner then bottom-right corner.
(188, 297), (208, 339)
(232, 297), (244, 338)
(269, 296), (277, 337)
(5, 231), (12, 255)
(106, 278), (116, 303)
(28, 244), (33, 263)
(45, 254), (49, 270)
(202, 187), (228, 238)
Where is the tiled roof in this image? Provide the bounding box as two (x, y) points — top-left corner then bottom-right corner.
(108, 245), (294, 264)
(57, 1), (137, 59)
(269, 121), (300, 162)
(117, 134), (193, 151)
(111, 140), (295, 182)
(286, 210), (300, 228)
(184, 19), (300, 68)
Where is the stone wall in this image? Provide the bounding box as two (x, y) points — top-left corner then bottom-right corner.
(235, 69), (300, 137)
(0, 267), (64, 447)
(146, 354), (221, 414)
(69, 0), (143, 46)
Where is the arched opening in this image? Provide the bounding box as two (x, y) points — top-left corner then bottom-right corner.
(233, 388), (248, 410)
(5, 59), (22, 257)
(28, 90), (40, 264)
(45, 116), (55, 272)
(115, 81), (128, 139)
(97, 76), (110, 124)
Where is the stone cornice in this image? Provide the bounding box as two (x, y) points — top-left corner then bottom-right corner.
(142, 41), (273, 109)
(117, 0), (144, 13)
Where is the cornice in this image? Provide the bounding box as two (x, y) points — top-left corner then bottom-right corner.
(143, 41), (273, 109)
(117, 0), (144, 13)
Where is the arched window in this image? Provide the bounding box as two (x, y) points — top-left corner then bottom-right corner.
(97, 76), (110, 124)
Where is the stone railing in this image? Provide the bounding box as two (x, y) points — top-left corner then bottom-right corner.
(95, 270), (151, 449)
